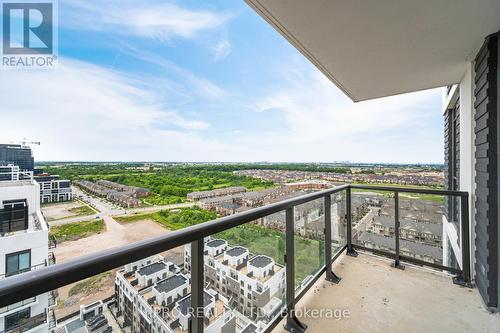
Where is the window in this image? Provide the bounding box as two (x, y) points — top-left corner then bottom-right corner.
(6, 250), (31, 277)
(5, 307), (30, 331)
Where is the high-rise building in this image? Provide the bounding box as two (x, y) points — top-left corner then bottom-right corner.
(0, 166), (56, 332)
(0, 144), (34, 172)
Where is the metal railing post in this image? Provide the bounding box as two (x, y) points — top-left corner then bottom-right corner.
(346, 187), (358, 257)
(392, 191), (405, 270)
(284, 207), (307, 333)
(190, 239), (204, 333)
(453, 194), (472, 287)
(324, 195), (341, 283)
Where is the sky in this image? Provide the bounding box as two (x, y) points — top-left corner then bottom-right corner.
(0, 0), (444, 164)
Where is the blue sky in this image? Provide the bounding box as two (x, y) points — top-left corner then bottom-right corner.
(0, 0), (444, 163)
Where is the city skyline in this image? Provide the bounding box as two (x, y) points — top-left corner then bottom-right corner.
(0, 0), (443, 164)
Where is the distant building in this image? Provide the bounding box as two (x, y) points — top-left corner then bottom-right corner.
(358, 232), (442, 265)
(369, 215), (442, 246)
(187, 187), (247, 201)
(283, 180), (331, 190)
(74, 180), (149, 208)
(34, 172), (72, 203)
(0, 144), (34, 171)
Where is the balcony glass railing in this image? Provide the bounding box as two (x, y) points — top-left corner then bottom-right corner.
(1, 262), (47, 279)
(1, 310), (46, 333)
(0, 298), (36, 315)
(0, 185), (470, 333)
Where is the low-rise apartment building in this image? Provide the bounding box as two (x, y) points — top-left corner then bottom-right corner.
(34, 172), (72, 203)
(185, 239), (285, 324)
(114, 255), (236, 333)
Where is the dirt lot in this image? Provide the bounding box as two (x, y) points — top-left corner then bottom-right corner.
(42, 200), (95, 221)
(53, 217), (184, 319)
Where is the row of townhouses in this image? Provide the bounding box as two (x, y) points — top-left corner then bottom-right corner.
(75, 180), (150, 208)
(187, 187), (247, 202)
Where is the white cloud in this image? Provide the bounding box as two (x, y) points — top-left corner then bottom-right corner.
(0, 57), (444, 163)
(240, 64), (444, 163)
(120, 43), (226, 99)
(62, 0), (231, 41)
(213, 40), (232, 61)
(0, 59), (238, 161)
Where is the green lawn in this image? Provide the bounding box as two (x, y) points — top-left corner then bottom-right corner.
(351, 183), (445, 204)
(114, 207), (217, 230)
(68, 205), (97, 216)
(49, 219), (105, 242)
(68, 272), (111, 297)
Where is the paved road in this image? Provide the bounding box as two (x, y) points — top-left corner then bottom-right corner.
(49, 186), (195, 226)
(352, 206), (379, 242)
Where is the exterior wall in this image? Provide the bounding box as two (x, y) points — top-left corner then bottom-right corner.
(37, 179), (72, 204)
(0, 177), (51, 333)
(473, 32), (499, 311)
(0, 144), (34, 171)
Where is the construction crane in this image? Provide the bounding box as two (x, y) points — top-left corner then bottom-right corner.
(9, 139), (41, 148)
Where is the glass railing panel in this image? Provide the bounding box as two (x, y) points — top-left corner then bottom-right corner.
(214, 215), (287, 332)
(330, 190), (347, 258)
(293, 198), (325, 296)
(351, 189), (396, 255)
(396, 194), (461, 271)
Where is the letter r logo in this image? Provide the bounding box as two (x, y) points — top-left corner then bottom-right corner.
(2, 2), (53, 54)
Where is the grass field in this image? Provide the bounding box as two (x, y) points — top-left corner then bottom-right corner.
(351, 183), (445, 204)
(114, 207), (217, 230)
(49, 219), (106, 242)
(68, 272), (111, 297)
(68, 205), (97, 216)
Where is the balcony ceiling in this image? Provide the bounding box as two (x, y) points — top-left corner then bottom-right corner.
(246, 0), (500, 101)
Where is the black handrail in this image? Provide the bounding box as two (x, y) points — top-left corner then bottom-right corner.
(0, 183), (470, 317)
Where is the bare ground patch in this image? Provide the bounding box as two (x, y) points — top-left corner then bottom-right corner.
(53, 217), (184, 319)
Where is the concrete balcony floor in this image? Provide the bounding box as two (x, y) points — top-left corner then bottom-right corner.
(272, 252), (500, 333)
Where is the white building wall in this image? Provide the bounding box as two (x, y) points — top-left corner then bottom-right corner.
(441, 62), (476, 279)
(458, 63), (476, 278)
(0, 179), (50, 333)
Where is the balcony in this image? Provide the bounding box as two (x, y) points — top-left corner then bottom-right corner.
(48, 289), (58, 308)
(271, 253), (499, 333)
(0, 311), (47, 333)
(0, 262), (47, 279)
(0, 185), (497, 333)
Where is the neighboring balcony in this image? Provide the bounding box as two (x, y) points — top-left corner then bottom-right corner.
(0, 185), (499, 333)
(0, 310), (47, 333)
